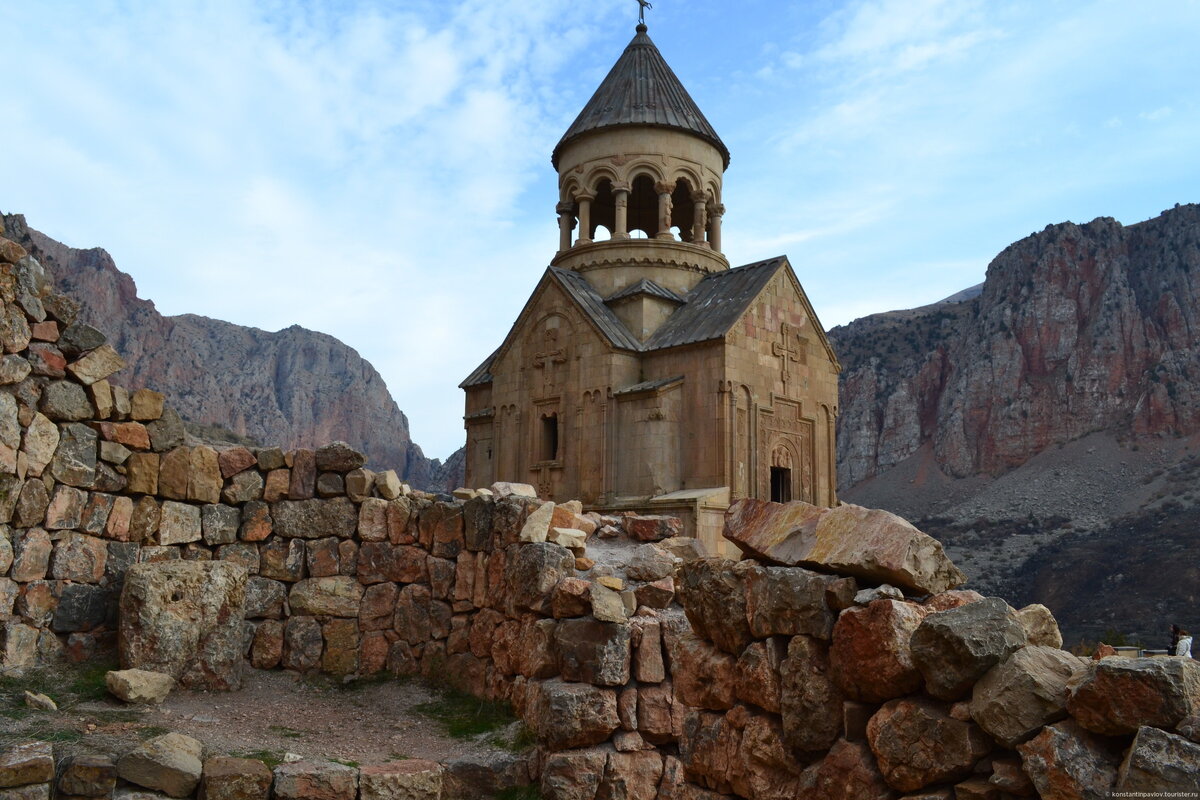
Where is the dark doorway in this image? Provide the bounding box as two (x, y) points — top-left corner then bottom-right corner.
(770, 467), (792, 503)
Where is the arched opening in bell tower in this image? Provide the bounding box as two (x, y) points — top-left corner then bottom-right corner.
(671, 178), (697, 243)
(628, 174), (659, 238)
(590, 179), (616, 240)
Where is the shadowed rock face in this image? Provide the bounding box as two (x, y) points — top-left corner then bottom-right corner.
(832, 204), (1200, 489)
(1, 213), (460, 490)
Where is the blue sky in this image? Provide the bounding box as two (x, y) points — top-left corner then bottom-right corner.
(4, 0), (1198, 461)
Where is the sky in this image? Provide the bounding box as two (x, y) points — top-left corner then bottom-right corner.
(4, 0), (1199, 461)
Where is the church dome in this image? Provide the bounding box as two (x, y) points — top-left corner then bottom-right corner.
(551, 24), (730, 170)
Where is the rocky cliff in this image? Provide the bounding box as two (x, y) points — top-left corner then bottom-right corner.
(1, 213), (452, 489)
(832, 203), (1200, 491)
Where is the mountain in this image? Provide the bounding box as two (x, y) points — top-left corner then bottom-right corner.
(830, 203), (1200, 644)
(2, 212), (461, 489)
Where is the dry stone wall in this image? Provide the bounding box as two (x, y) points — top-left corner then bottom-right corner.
(2, 228), (1199, 798)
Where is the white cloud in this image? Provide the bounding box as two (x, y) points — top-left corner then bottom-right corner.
(1140, 106), (1174, 122)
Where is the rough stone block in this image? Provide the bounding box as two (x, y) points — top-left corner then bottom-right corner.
(0, 741), (53, 788)
(50, 532), (107, 582)
(969, 644), (1085, 747)
(676, 558), (753, 655)
(358, 760), (445, 799)
(527, 679), (620, 751)
(158, 501), (202, 546)
(199, 756), (272, 800)
(1017, 720), (1121, 800)
(116, 732), (203, 798)
(130, 389), (165, 422)
(1067, 656), (1200, 735)
(106, 668), (176, 704)
(119, 561), (247, 690)
(555, 618), (631, 686)
(271, 760), (358, 800)
(911, 597), (1027, 701)
(1116, 725), (1200, 793)
(288, 576), (363, 617)
(314, 442), (365, 473)
(272, 498), (357, 539)
(57, 753), (118, 797)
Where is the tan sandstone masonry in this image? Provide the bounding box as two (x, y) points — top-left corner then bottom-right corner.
(2, 228), (1199, 799)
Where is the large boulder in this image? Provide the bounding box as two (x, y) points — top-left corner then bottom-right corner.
(1067, 656), (1200, 735)
(866, 698), (991, 792)
(1116, 725), (1200, 793)
(119, 561), (247, 690)
(969, 645), (1086, 747)
(910, 597), (1027, 700)
(1017, 720), (1122, 800)
(724, 498), (965, 594)
(830, 598), (928, 703)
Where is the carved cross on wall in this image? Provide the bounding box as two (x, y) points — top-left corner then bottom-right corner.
(772, 322), (802, 394)
(532, 327), (567, 393)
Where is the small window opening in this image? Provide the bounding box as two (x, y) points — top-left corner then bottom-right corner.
(770, 467), (792, 503)
(541, 413), (559, 461)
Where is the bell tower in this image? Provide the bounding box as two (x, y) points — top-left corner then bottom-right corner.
(550, 22), (730, 301)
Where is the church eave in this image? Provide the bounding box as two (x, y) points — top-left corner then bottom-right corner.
(552, 123), (730, 170)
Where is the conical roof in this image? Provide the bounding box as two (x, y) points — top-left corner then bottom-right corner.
(552, 24), (729, 169)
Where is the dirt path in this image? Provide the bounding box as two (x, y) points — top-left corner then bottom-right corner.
(2, 666), (525, 767)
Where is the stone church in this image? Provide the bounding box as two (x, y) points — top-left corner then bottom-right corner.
(461, 22), (840, 552)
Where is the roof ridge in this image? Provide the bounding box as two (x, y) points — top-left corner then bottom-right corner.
(604, 278), (685, 304)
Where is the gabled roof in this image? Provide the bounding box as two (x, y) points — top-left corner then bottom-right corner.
(614, 375), (684, 396)
(551, 268), (643, 350)
(552, 24), (730, 169)
(645, 257), (785, 349)
(459, 347), (498, 389)
(459, 256), (841, 387)
(604, 278), (685, 305)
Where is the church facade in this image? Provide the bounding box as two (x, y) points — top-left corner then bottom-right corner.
(461, 22), (840, 552)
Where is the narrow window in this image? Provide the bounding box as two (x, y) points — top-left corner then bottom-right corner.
(770, 467), (792, 503)
(541, 413), (559, 461)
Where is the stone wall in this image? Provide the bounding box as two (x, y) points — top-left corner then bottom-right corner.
(2, 231), (1198, 798)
